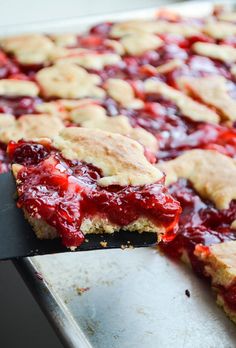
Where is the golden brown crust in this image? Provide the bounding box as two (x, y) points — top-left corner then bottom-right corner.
(55, 52), (121, 70)
(0, 113), (64, 143)
(110, 20), (200, 38)
(192, 42), (236, 63)
(120, 33), (163, 55)
(35, 98), (95, 119)
(36, 62), (105, 99)
(195, 241), (236, 288)
(0, 34), (55, 64)
(177, 75), (236, 122)
(105, 78), (144, 109)
(203, 21), (236, 39)
(70, 104), (158, 152)
(144, 79), (220, 123)
(50, 33), (78, 47)
(53, 127), (163, 186)
(22, 211), (162, 248)
(155, 59), (183, 74)
(195, 241), (236, 324)
(157, 149), (236, 209)
(0, 79), (39, 97)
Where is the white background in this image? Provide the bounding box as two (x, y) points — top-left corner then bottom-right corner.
(0, 0), (176, 27)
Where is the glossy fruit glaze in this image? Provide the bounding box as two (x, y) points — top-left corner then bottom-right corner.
(8, 140), (181, 247)
(101, 97), (236, 160)
(160, 179), (236, 276)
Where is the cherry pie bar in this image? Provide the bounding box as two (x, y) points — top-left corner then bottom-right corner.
(9, 128), (181, 247)
(1, 4), (236, 324)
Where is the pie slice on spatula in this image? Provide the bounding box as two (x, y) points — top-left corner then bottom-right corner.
(7, 127), (181, 251)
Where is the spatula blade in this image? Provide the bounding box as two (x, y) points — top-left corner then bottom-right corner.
(0, 173), (157, 260)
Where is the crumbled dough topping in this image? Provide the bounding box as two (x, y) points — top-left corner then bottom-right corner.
(0, 79), (39, 97)
(104, 39), (125, 55)
(50, 33), (78, 47)
(203, 21), (236, 39)
(144, 79), (220, 123)
(0, 34), (55, 64)
(70, 103), (158, 152)
(110, 20), (200, 38)
(157, 149), (236, 209)
(193, 42), (236, 63)
(177, 75), (236, 122)
(55, 52), (121, 70)
(35, 98), (95, 119)
(36, 62), (105, 99)
(53, 127), (163, 186)
(0, 114), (64, 143)
(156, 59), (183, 74)
(120, 33), (163, 56)
(105, 78), (144, 109)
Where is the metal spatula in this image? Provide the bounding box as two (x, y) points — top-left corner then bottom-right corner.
(0, 173), (157, 260)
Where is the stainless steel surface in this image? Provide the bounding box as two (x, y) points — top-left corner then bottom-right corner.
(13, 1), (236, 347)
(29, 249), (236, 348)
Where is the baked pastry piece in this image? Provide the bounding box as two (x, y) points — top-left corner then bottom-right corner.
(8, 127), (181, 248)
(195, 241), (236, 324)
(158, 149), (236, 321)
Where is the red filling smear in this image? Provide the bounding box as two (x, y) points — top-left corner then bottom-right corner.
(8, 141), (181, 247)
(160, 179), (236, 276)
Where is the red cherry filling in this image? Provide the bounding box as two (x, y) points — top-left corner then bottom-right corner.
(0, 143), (9, 174)
(9, 141), (181, 247)
(8, 141), (50, 165)
(101, 97), (236, 161)
(0, 96), (42, 117)
(160, 179), (236, 276)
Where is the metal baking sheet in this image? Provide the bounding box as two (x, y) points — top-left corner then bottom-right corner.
(9, 1), (236, 347)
